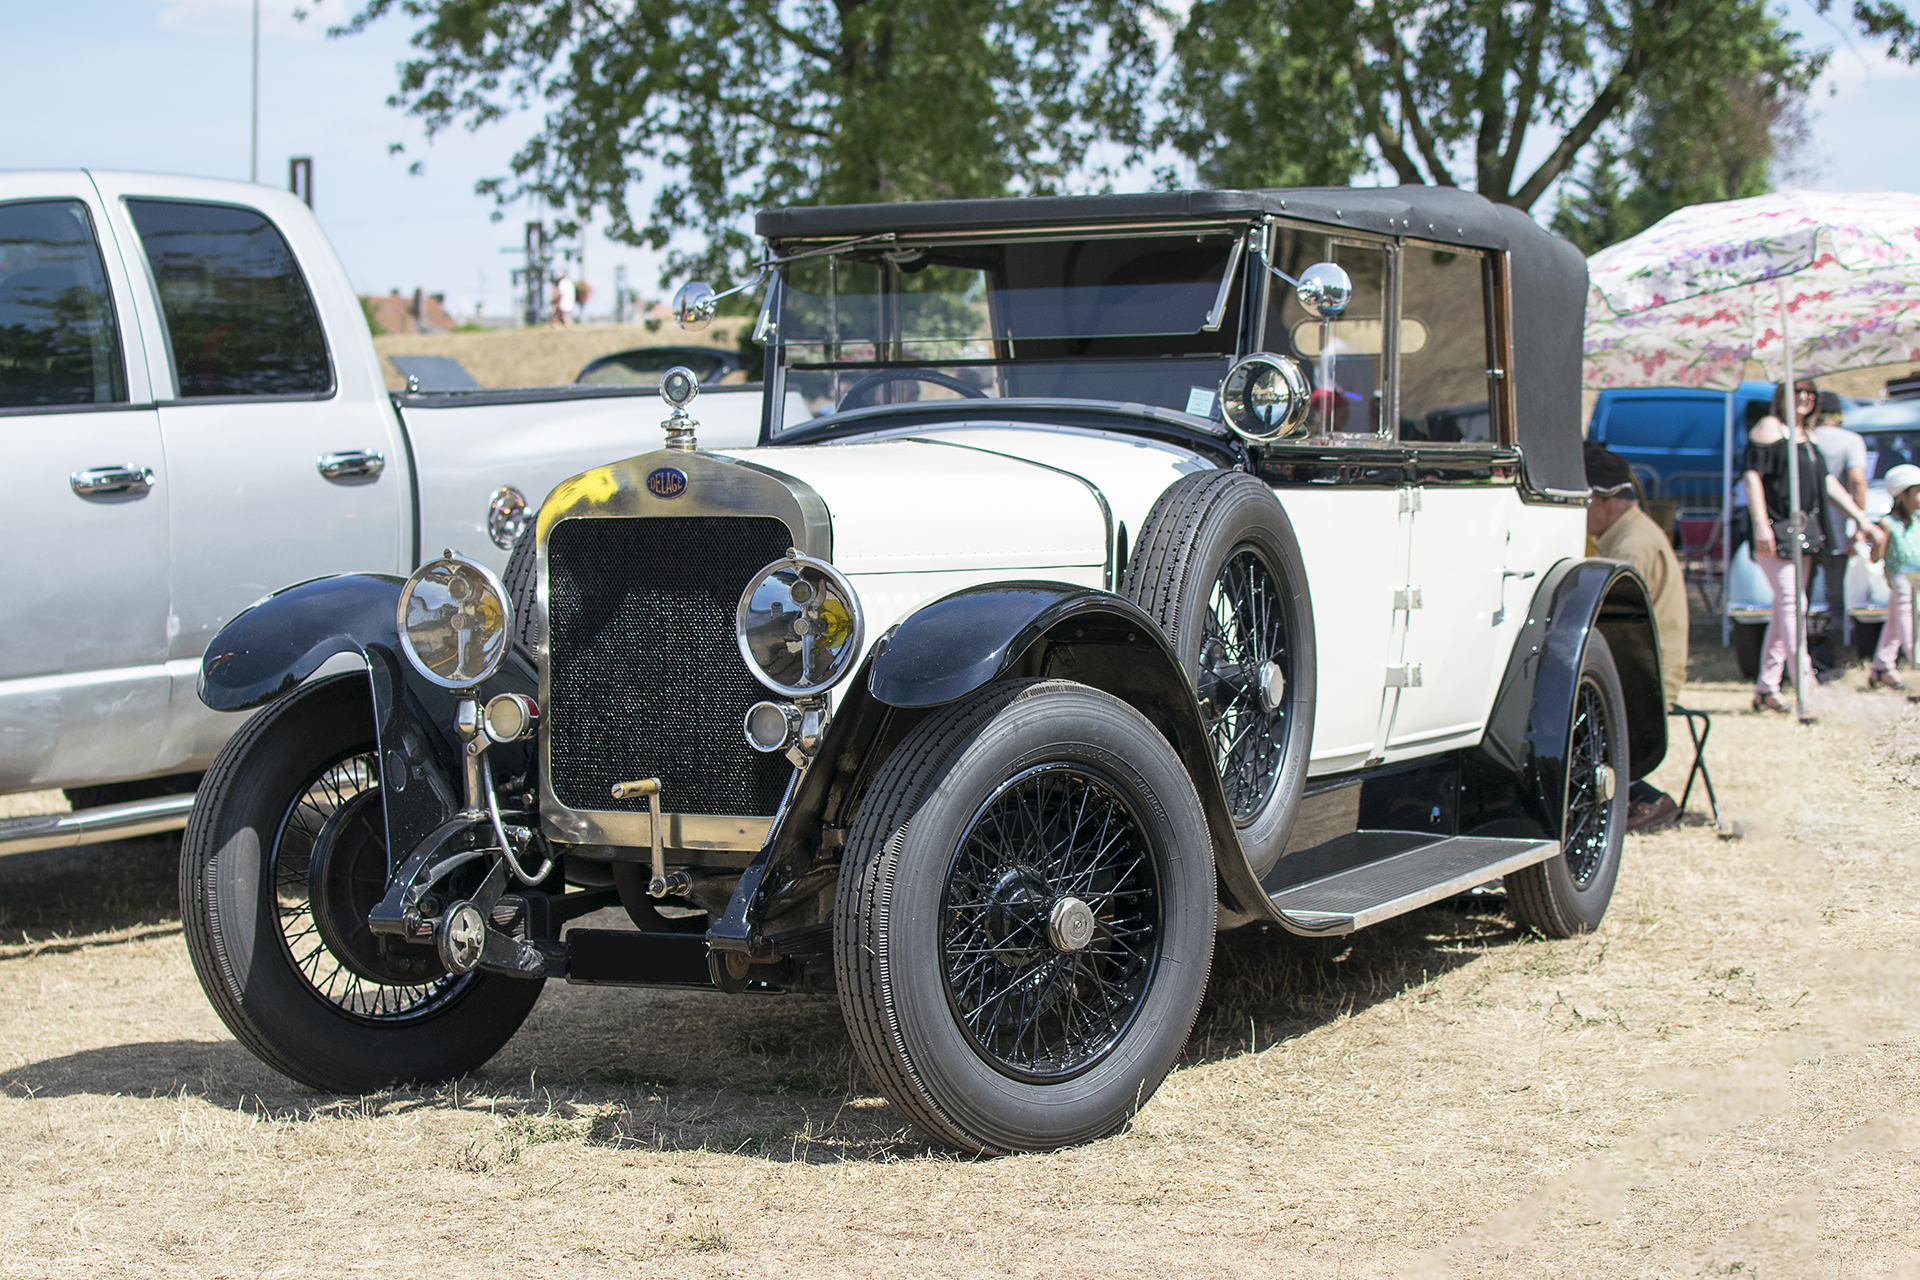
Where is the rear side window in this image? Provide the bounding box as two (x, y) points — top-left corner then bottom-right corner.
(1399, 245), (1495, 444)
(0, 199), (127, 409)
(126, 198), (331, 398)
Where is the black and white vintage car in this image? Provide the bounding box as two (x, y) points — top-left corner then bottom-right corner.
(183, 187), (1665, 1154)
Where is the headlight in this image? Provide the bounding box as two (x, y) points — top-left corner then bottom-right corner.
(1218, 353), (1311, 443)
(395, 553), (512, 689)
(735, 551), (865, 697)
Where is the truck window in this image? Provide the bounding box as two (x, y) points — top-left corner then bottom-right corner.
(1399, 244), (1494, 444)
(126, 199), (332, 399)
(0, 199), (127, 409)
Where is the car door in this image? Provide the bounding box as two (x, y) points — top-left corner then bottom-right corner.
(90, 175), (411, 772)
(1258, 226), (1402, 774)
(1385, 243), (1512, 754)
(0, 179), (173, 792)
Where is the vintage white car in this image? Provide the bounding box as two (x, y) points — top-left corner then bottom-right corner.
(180, 187), (1667, 1154)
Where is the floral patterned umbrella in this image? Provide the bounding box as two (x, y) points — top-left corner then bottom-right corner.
(1583, 191), (1920, 390)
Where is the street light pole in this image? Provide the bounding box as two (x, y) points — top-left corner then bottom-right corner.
(250, 0), (260, 183)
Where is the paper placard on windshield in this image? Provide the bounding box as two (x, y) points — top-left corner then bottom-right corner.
(1185, 387), (1217, 417)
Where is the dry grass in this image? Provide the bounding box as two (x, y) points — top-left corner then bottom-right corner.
(3, 633), (1917, 1277)
(372, 323), (751, 391)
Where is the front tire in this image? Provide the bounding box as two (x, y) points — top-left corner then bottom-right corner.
(1505, 633), (1629, 937)
(834, 680), (1215, 1154)
(180, 673), (543, 1093)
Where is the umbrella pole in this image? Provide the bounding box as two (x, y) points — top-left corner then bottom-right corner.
(1778, 281), (1812, 722)
(1723, 390), (1734, 647)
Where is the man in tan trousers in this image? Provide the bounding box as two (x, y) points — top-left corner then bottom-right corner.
(1585, 443), (1688, 833)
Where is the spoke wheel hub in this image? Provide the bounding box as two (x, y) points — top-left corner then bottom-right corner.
(940, 763), (1162, 1082)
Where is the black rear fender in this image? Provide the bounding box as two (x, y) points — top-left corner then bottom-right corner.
(197, 573), (537, 857)
(1463, 558), (1668, 842)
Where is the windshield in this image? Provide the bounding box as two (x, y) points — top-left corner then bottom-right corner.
(770, 230), (1244, 431)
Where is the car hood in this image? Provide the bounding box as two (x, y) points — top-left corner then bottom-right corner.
(717, 425), (1214, 574)
(713, 429), (1210, 574)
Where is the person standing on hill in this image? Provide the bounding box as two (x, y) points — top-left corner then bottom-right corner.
(1869, 463), (1920, 690)
(1810, 391), (1869, 677)
(1743, 380), (1877, 712)
(1585, 443), (1686, 833)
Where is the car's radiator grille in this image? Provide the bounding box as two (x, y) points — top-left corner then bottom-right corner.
(546, 515), (796, 817)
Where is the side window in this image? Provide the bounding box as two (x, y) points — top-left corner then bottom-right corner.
(1399, 244), (1495, 444)
(126, 199), (332, 398)
(1262, 230), (1389, 436)
(0, 200), (127, 409)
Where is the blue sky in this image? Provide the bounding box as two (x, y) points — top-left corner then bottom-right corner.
(3, 0), (1915, 319)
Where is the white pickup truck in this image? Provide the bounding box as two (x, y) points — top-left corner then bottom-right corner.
(0, 170), (760, 851)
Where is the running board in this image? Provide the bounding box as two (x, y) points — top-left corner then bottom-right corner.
(0, 794), (195, 856)
(1266, 833), (1558, 936)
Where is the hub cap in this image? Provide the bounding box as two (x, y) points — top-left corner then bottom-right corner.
(940, 764), (1162, 1082)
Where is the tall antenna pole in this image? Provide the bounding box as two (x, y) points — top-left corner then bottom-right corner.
(250, 0), (260, 182)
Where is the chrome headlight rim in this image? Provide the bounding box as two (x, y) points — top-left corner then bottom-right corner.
(734, 549), (866, 699)
(394, 552), (514, 691)
(1219, 352), (1311, 444)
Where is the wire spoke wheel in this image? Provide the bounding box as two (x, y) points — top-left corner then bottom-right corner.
(1562, 680), (1614, 887)
(940, 763), (1162, 1082)
(1199, 544), (1289, 823)
(271, 749), (468, 1022)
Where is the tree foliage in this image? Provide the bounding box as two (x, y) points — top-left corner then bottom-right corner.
(336, 0), (1157, 282)
(337, 0), (1920, 272)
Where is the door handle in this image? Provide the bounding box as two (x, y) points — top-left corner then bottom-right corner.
(318, 449), (386, 481)
(70, 465), (155, 497)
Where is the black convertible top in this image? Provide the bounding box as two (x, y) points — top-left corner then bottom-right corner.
(757, 187), (1588, 494)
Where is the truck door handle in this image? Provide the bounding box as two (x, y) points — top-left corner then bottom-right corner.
(318, 449), (386, 481)
(70, 465), (155, 497)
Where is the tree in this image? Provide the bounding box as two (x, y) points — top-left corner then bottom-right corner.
(1151, 0), (1918, 218)
(335, 0), (1159, 283)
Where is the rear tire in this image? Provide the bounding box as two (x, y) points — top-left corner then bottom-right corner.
(835, 680), (1215, 1153)
(180, 673), (543, 1093)
(1505, 633), (1629, 938)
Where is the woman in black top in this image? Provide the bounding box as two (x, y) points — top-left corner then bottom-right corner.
(1741, 379), (1876, 710)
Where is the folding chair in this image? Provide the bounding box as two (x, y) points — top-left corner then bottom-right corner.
(1667, 704), (1723, 830)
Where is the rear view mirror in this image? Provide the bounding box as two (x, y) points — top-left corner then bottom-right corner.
(672, 280), (717, 331)
(1295, 262), (1352, 320)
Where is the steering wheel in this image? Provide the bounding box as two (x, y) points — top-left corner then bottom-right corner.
(836, 367), (989, 411)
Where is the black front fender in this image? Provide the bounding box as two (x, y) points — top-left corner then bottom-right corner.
(1463, 558), (1668, 842)
(197, 573), (536, 859)
(708, 581), (1269, 957)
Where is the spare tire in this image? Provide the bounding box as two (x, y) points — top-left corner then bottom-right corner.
(501, 526), (541, 666)
(1122, 469), (1315, 879)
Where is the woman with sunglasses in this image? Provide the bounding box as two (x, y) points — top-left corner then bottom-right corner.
(1742, 379), (1878, 712)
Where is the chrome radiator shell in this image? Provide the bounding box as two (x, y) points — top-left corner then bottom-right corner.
(535, 448), (830, 853)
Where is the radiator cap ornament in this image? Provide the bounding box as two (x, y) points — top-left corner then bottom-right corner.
(660, 365), (699, 451)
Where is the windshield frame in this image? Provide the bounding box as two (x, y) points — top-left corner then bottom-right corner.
(763, 219), (1260, 436)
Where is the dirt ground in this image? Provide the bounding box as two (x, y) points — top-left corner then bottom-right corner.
(3, 628), (1917, 1278)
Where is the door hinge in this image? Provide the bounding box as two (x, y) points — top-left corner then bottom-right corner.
(1398, 487), (1423, 513)
(1385, 664), (1424, 688)
(1394, 586), (1423, 610)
